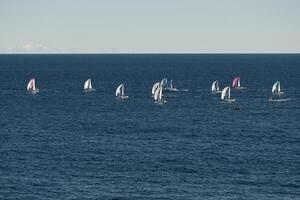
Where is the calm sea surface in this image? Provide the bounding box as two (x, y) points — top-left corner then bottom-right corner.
(0, 54), (299, 199)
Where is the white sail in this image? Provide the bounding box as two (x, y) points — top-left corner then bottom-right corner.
(152, 82), (160, 95)
(89, 80), (92, 89)
(154, 86), (160, 100)
(27, 79), (33, 91)
(121, 84), (124, 96)
(116, 84), (124, 97)
(116, 83), (128, 99)
(84, 79), (92, 90)
(272, 81), (279, 93)
(160, 78), (167, 88)
(170, 80), (173, 89)
(272, 81), (283, 94)
(166, 79), (179, 92)
(211, 80), (219, 92)
(27, 78), (37, 91)
(153, 86), (163, 101)
(159, 86), (162, 100)
(221, 86), (230, 100)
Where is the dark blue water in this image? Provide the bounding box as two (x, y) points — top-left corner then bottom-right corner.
(0, 54), (299, 199)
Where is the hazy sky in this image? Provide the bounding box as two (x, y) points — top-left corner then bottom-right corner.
(0, 0), (299, 53)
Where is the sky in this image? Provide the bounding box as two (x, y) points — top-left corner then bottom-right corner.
(0, 0), (299, 53)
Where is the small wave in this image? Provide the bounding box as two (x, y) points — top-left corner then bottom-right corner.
(177, 89), (189, 92)
(279, 182), (300, 188)
(269, 98), (295, 102)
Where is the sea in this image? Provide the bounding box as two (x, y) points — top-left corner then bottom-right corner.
(0, 54), (299, 199)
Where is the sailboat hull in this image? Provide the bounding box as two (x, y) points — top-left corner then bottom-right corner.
(28, 89), (39, 94)
(118, 95), (129, 99)
(233, 86), (247, 90)
(155, 99), (167, 104)
(84, 88), (95, 92)
(165, 88), (179, 92)
(211, 90), (222, 94)
(222, 99), (236, 103)
(272, 91), (284, 95)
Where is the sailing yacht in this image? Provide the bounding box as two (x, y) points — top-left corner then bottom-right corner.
(160, 78), (168, 89)
(152, 82), (160, 95)
(272, 81), (284, 95)
(211, 80), (221, 93)
(153, 85), (166, 102)
(232, 77), (246, 89)
(221, 86), (235, 102)
(84, 78), (94, 91)
(166, 79), (178, 91)
(27, 78), (39, 93)
(116, 83), (128, 99)
(154, 85), (162, 100)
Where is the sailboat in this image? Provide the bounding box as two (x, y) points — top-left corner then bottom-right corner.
(84, 78), (94, 91)
(152, 82), (160, 95)
(116, 83), (128, 99)
(221, 86), (235, 102)
(232, 77), (245, 89)
(166, 79), (178, 92)
(211, 80), (221, 93)
(153, 85), (166, 102)
(272, 81), (284, 95)
(27, 78), (39, 93)
(160, 77), (168, 89)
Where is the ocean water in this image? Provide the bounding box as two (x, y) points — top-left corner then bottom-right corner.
(0, 54), (299, 199)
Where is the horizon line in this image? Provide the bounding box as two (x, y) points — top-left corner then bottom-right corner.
(0, 52), (300, 55)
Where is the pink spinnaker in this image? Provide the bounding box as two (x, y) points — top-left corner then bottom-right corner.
(232, 77), (240, 88)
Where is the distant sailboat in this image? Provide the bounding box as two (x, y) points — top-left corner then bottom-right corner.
(170, 80), (174, 89)
(211, 80), (221, 93)
(152, 82), (160, 95)
(84, 78), (94, 91)
(154, 85), (162, 100)
(166, 79), (178, 91)
(232, 77), (245, 89)
(116, 83), (128, 99)
(232, 77), (240, 88)
(153, 85), (166, 102)
(27, 78), (39, 93)
(272, 81), (284, 95)
(221, 86), (235, 102)
(160, 77), (168, 89)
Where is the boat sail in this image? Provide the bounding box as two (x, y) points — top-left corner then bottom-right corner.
(160, 78), (168, 89)
(211, 80), (220, 93)
(170, 80), (173, 89)
(166, 79), (178, 91)
(221, 86), (235, 102)
(154, 86), (161, 101)
(84, 79), (93, 90)
(272, 81), (283, 94)
(152, 82), (160, 95)
(232, 77), (241, 88)
(27, 78), (39, 93)
(116, 83), (128, 99)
